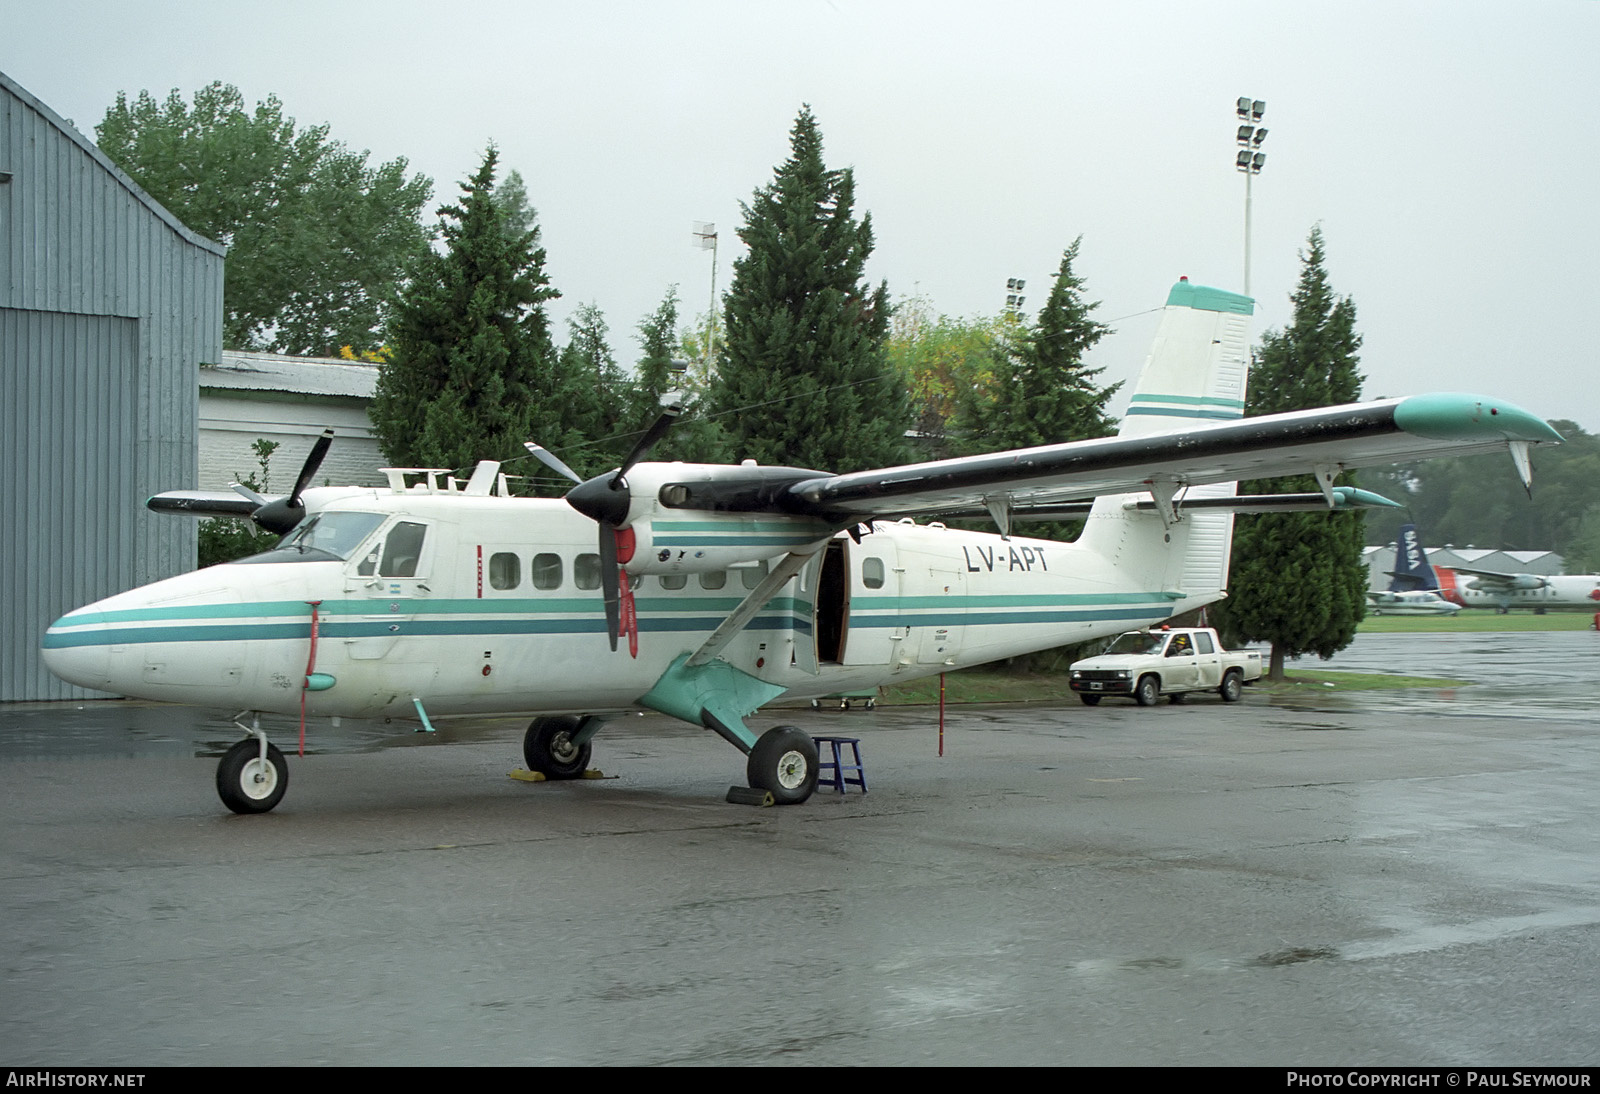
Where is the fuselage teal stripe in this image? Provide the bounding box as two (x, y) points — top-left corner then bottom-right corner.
(653, 535), (822, 547)
(852, 592), (1171, 608)
(653, 520), (829, 533)
(42, 613), (815, 648)
(853, 607), (1170, 627)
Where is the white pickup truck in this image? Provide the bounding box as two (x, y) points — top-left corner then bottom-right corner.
(1068, 627), (1263, 706)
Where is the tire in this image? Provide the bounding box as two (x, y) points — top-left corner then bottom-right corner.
(747, 725), (819, 805)
(524, 716), (592, 779)
(1168, 691), (1186, 704)
(216, 738), (289, 814)
(1134, 675), (1160, 707)
(1219, 670), (1244, 703)
(1079, 693), (1102, 706)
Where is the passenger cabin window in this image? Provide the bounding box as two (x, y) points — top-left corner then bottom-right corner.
(698, 571), (727, 590)
(531, 553), (562, 590)
(740, 560), (770, 590)
(489, 552), (520, 590)
(660, 573), (687, 590)
(574, 553), (602, 591)
(1195, 632), (1215, 654)
(862, 557), (886, 589)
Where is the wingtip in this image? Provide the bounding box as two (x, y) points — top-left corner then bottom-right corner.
(1392, 393), (1563, 444)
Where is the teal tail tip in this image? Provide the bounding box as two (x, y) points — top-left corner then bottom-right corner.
(1165, 278), (1255, 315)
(1394, 393), (1564, 443)
(1332, 487), (1403, 509)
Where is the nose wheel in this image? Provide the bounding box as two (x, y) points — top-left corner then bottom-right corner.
(216, 737), (289, 814)
(524, 716), (593, 779)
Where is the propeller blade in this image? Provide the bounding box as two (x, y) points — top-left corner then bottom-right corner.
(599, 527), (621, 652)
(251, 429), (335, 535)
(230, 482), (267, 506)
(291, 429), (335, 505)
(610, 403), (683, 489)
(523, 442), (582, 485)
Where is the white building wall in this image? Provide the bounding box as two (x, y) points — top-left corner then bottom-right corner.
(199, 394), (389, 490)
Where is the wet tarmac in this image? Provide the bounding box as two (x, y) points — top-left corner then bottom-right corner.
(2, 632), (1597, 1065)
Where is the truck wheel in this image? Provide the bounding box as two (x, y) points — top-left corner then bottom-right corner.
(1219, 670), (1243, 703)
(1134, 675), (1160, 707)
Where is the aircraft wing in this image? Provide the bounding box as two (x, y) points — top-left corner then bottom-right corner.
(146, 490), (270, 519)
(1437, 566), (1542, 591)
(770, 393), (1560, 520)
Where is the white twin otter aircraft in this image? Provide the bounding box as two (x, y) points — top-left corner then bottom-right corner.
(43, 279), (1560, 813)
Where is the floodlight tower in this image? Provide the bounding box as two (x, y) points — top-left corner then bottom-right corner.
(693, 222), (719, 366)
(1005, 277), (1026, 315)
(1234, 97), (1267, 296)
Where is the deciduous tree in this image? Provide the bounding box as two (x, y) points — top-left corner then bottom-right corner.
(96, 82), (433, 356)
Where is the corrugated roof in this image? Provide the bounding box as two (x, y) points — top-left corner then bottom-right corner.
(202, 351), (380, 399)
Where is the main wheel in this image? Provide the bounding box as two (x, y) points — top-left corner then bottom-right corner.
(1134, 675), (1160, 707)
(524, 716), (592, 779)
(1079, 692), (1101, 706)
(1168, 691), (1186, 704)
(1219, 670), (1244, 703)
(747, 726), (819, 805)
(216, 738), (289, 814)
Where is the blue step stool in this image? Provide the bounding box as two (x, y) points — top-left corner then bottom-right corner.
(812, 736), (867, 794)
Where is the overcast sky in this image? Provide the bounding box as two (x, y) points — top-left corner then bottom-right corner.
(7, 0), (1597, 430)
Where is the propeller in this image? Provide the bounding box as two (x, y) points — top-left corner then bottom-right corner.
(246, 429), (335, 535)
(562, 400), (683, 654)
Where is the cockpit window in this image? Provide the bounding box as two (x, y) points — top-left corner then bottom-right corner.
(233, 511), (386, 565)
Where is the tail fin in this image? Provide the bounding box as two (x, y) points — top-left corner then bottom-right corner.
(1079, 279), (1254, 608)
(1387, 523), (1441, 592)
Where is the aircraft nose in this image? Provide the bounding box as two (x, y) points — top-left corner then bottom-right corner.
(41, 612), (112, 691)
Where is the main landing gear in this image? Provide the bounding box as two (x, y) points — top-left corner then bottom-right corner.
(746, 725), (819, 805)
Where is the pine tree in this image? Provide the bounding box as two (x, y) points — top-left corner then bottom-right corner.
(1213, 226), (1368, 678)
(555, 302), (628, 474)
(710, 107), (910, 473)
(630, 288), (725, 463)
(958, 239), (1119, 454)
(370, 147), (560, 477)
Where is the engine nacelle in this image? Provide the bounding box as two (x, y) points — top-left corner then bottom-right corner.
(624, 511), (835, 575)
(598, 461), (838, 575)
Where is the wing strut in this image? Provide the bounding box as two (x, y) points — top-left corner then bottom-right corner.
(686, 550), (819, 669)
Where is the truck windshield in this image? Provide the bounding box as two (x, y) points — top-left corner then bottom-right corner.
(1105, 633), (1166, 656)
(233, 511), (387, 564)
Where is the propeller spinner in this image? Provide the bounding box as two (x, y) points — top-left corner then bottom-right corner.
(244, 429), (335, 535)
(561, 402), (683, 654)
